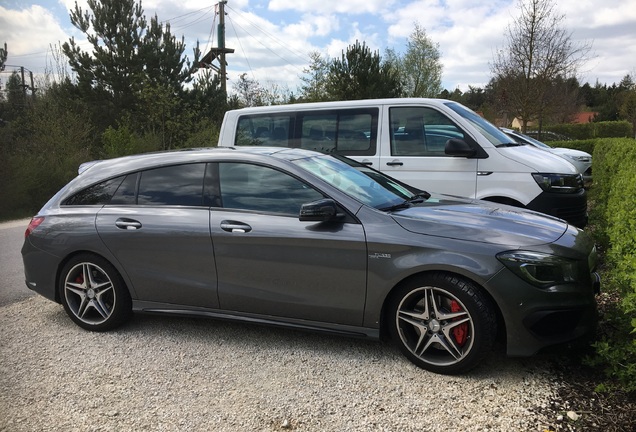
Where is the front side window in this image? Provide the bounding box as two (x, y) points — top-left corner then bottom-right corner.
(219, 163), (324, 215)
(390, 107), (467, 156)
(445, 101), (511, 146)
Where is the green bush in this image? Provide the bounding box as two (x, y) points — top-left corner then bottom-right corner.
(586, 138), (636, 392)
(547, 121), (633, 140)
(550, 138), (599, 155)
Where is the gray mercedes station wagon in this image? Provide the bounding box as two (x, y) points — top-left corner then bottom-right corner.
(22, 147), (600, 374)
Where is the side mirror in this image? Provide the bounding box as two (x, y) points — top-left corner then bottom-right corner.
(299, 198), (340, 222)
(445, 138), (476, 157)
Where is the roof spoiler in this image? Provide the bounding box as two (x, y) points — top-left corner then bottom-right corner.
(78, 160), (102, 175)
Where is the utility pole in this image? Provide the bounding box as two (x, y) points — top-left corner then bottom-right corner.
(199, 1), (234, 97)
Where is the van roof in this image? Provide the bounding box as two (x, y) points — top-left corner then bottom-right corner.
(227, 98), (454, 114)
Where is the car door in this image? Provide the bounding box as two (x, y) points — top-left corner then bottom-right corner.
(209, 162), (368, 326)
(379, 105), (478, 197)
(96, 163), (218, 308)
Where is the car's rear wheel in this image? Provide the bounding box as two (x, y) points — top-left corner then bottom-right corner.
(59, 254), (132, 331)
(388, 273), (496, 374)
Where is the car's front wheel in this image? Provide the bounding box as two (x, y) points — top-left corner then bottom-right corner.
(388, 273), (496, 374)
(59, 254), (132, 331)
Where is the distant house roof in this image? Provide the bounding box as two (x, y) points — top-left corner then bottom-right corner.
(570, 112), (597, 124)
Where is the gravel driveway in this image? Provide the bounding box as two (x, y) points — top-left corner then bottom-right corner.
(1, 295), (561, 431)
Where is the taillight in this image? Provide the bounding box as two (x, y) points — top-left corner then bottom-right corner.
(25, 217), (45, 238)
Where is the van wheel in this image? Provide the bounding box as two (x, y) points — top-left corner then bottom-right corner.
(388, 273), (496, 374)
(59, 254), (132, 331)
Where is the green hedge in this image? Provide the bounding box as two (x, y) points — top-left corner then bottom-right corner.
(587, 138), (636, 392)
(549, 138), (600, 155)
(546, 121), (633, 140)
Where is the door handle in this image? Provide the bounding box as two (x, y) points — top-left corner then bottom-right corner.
(220, 220), (252, 233)
(115, 218), (142, 230)
(360, 160), (373, 166)
(386, 160), (404, 166)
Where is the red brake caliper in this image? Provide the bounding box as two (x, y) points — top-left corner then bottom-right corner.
(450, 300), (468, 346)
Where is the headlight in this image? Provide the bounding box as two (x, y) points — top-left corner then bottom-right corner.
(532, 173), (583, 193)
(564, 154), (591, 162)
(497, 251), (579, 289)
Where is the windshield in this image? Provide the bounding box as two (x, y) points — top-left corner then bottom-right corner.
(293, 154), (414, 210)
(514, 132), (552, 149)
(445, 102), (512, 146)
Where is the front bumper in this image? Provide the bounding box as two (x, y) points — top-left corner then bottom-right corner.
(526, 189), (587, 228)
(487, 268), (599, 357)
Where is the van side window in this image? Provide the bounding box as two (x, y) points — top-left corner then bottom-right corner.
(390, 107), (466, 156)
(299, 109), (377, 156)
(235, 115), (293, 146)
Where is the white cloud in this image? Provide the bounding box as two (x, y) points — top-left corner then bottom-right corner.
(3, 0), (636, 92)
(268, 0), (395, 15)
(0, 5), (71, 71)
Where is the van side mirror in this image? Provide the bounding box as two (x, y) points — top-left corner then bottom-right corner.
(299, 199), (341, 222)
(445, 138), (476, 157)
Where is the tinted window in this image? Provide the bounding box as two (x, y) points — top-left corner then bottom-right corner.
(299, 109), (377, 156)
(110, 173), (138, 205)
(137, 164), (207, 206)
(233, 109), (378, 156)
(63, 176), (126, 206)
(390, 107), (466, 156)
(219, 163), (323, 215)
(236, 115), (293, 146)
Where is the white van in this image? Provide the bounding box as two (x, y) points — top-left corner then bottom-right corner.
(218, 98), (587, 227)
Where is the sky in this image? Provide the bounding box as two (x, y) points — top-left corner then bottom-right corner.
(1, 0), (636, 94)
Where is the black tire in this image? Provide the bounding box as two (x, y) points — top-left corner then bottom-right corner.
(58, 254), (132, 331)
(387, 273), (496, 374)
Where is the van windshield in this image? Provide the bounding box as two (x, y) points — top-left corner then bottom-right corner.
(445, 102), (513, 146)
(293, 154), (417, 210)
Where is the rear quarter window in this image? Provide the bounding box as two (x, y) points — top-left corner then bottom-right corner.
(63, 176), (126, 206)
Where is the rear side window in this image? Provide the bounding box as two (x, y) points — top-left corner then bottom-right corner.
(236, 115), (293, 146)
(299, 109), (377, 156)
(233, 108), (378, 156)
(65, 164), (210, 207)
(63, 176), (126, 206)
(137, 164), (207, 206)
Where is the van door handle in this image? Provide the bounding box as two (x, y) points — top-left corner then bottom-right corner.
(360, 160), (373, 166)
(220, 220), (252, 233)
(386, 161), (404, 166)
(115, 218), (142, 230)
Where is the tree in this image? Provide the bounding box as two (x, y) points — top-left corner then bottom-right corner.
(299, 51), (330, 102)
(62, 0), (199, 129)
(0, 43), (7, 72)
(490, 0), (591, 132)
(399, 23), (443, 98)
(325, 40), (402, 100)
(618, 75), (636, 138)
(233, 73), (266, 107)
(0, 72), (26, 122)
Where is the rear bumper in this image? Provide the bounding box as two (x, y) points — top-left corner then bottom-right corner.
(526, 189), (587, 228)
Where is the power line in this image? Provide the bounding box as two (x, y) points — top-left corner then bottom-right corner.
(225, 15), (306, 76)
(226, 5), (312, 65)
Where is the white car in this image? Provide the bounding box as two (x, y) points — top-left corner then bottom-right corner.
(501, 128), (592, 182)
